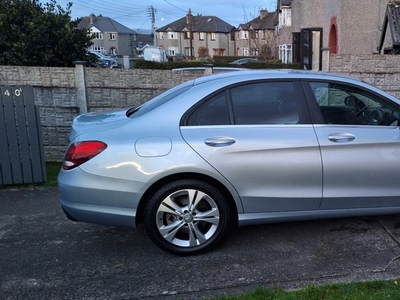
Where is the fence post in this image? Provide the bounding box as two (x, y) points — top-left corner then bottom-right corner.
(123, 55), (130, 69)
(74, 61), (88, 114)
(204, 64), (214, 75)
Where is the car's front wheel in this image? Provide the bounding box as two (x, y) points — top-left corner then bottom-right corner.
(144, 179), (232, 255)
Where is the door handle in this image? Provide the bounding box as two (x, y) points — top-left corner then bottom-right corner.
(328, 133), (356, 143)
(204, 137), (236, 147)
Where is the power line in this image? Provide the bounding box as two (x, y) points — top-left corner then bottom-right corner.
(163, 0), (187, 13)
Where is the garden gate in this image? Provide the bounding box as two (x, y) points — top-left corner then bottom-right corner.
(0, 86), (46, 185)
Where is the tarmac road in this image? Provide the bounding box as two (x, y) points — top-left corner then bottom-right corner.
(2, 187), (400, 299)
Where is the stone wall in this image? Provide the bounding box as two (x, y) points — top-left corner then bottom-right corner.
(1, 55), (400, 161)
(0, 66), (202, 161)
(329, 54), (400, 99)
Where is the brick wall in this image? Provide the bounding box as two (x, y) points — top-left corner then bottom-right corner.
(1, 56), (400, 161)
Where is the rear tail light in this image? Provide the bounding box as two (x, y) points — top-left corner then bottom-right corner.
(63, 141), (107, 170)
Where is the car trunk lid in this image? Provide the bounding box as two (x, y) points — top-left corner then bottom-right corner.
(69, 110), (130, 141)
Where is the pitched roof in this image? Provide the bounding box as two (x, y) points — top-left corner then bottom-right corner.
(156, 15), (235, 33)
(79, 15), (137, 35)
(238, 11), (278, 31)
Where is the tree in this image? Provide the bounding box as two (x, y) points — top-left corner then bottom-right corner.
(198, 46), (210, 58)
(0, 0), (93, 67)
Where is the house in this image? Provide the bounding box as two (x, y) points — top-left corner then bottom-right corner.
(236, 9), (278, 59)
(78, 14), (138, 57)
(276, 0), (293, 63)
(291, 0), (388, 70)
(156, 9), (235, 58)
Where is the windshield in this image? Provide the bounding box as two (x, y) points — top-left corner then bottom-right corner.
(126, 81), (193, 118)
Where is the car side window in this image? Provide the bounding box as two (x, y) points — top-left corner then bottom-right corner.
(187, 91), (230, 125)
(310, 82), (400, 126)
(230, 81), (299, 124)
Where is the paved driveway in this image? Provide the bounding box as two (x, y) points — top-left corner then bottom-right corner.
(1, 187), (400, 299)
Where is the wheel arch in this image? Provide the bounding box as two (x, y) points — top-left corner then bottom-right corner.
(135, 172), (239, 226)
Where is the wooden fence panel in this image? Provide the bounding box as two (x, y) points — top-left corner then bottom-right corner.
(0, 86), (46, 185)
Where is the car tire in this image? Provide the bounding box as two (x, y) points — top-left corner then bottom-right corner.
(144, 179), (232, 255)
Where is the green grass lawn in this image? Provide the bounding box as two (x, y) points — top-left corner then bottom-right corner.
(211, 279), (400, 299)
(0, 162), (61, 189)
(44, 161), (62, 187)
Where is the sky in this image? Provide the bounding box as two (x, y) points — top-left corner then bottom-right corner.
(39, 0), (277, 33)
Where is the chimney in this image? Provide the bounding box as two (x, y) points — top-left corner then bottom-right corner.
(260, 9), (268, 20)
(89, 14), (95, 24)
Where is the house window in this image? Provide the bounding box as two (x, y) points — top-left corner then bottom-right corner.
(91, 47), (105, 54)
(109, 32), (116, 40)
(279, 8), (292, 28)
(211, 32), (216, 41)
(240, 31), (247, 39)
(230, 31), (235, 41)
(159, 32), (164, 39)
(279, 44), (292, 64)
(199, 32), (205, 40)
(168, 32), (177, 39)
(184, 31), (191, 39)
(168, 46), (178, 56)
(94, 32), (103, 40)
(250, 48), (259, 56)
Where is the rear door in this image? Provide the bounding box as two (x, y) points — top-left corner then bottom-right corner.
(303, 80), (400, 209)
(180, 80), (323, 213)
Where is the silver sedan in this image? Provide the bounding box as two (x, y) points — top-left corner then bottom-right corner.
(58, 70), (400, 255)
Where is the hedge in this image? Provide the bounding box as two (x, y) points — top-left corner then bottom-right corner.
(134, 59), (302, 70)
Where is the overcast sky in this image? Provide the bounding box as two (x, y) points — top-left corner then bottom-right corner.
(39, 0), (277, 33)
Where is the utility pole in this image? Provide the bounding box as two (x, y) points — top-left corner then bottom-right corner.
(187, 8), (193, 59)
(149, 6), (157, 47)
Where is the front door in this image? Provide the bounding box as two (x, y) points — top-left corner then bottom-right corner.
(304, 80), (400, 209)
(301, 28), (322, 70)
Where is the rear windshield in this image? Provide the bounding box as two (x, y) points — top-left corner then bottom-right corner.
(126, 81), (193, 118)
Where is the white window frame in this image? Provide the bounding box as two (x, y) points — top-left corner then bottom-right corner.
(279, 44), (292, 64)
(91, 47), (106, 54)
(168, 32), (177, 39)
(211, 32), (216, 41)
(168, 46), (178, 56)
(199, 32), (205, 40)
(109, 32), (116, 40)
(279, 8), (292, 28)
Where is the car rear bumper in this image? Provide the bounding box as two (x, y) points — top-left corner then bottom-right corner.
(60, 201), (136, 228)
(58, 167), (145, 228)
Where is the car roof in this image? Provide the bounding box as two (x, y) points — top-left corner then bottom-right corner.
(192, 69), (361, 86)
